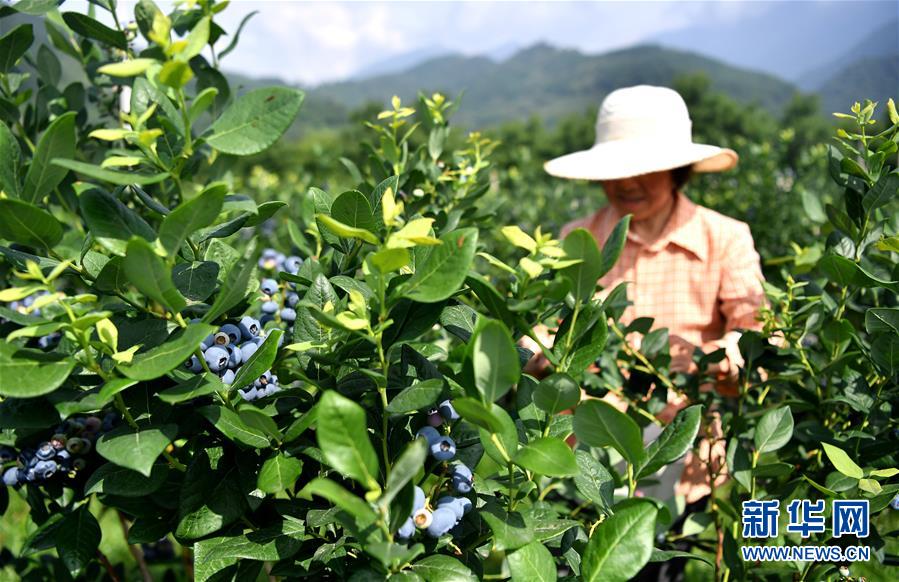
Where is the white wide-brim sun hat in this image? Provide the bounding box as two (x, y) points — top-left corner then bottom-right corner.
(544, 85), (738, 181)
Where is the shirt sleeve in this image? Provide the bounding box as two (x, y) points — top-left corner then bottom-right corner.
(707, 222), (767, 383)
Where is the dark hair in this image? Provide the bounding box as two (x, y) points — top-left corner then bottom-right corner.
(671, 164), (694, 192)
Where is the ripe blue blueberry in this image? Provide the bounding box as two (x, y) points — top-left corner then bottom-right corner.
(430, 436), (456, 461)
(254, 371), (273, 389)
(891, 494), (899, 511)
(185, 355), (203, 373)
(240, 342), (259, 362)
(36, 442), (55, 460)
(451, 463), (473, 494)
(226, 344), (242, 368)
(3, 467), (19, 486)
(286, 292), (300, 308)
(204, 346), (229, 372)
(280, 308), (297, 323)
(56, 449), (71, 462)
(416, 426), (441, 446)
(220, 324), (241, 344)
(439, 400), (460, 421)
(34, 460), (58, 479)
(413, 486), (426, 511)
(397, 517), (415, 540)
(436, 496), (465, 520)
(426, 507), (457, 538)
(413, 508), (432, 529)
(260, 278), (279, 296)
(261, 300), (278, 314)
(221, 369), (236, 385)
(238, 316), (261, 341)
(284, 256), (303, 274)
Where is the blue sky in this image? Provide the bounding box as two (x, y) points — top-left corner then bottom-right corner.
(66, 1), (895, 86)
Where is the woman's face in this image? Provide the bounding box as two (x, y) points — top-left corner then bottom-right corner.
(600, 170), (675, 221)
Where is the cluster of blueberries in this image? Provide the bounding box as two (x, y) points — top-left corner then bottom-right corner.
(257, 248), (303, 329)
(3, 290), (61, 349)
(183, 316), (282, 402)
(395, 400), (476, 540)
(1, 413), (117, 486)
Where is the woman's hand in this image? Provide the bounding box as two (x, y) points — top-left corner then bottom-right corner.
(669, 334), (700, 375)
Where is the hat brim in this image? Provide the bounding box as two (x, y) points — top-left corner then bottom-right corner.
(543, 141), (738, 181)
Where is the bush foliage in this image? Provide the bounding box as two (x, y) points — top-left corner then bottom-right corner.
(0, 1), (897, 581)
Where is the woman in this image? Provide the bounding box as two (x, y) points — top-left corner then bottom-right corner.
(523, 85), (768, 504)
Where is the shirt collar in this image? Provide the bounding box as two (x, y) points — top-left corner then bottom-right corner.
(601, 191), (708, 262)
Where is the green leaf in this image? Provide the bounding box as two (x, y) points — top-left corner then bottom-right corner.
(52, 159), (168, 186)
(330, 190), (378, 234)
(411, 555), (477, 582)
(202, 242), (258, 323)
(123, 238), (187, 312)
(865, 308), (899, 335)
(172, 261), (219, 301)
(176, 447), (246, 541)
(0, 198), (64, 249)
(513, 437), (579, 477)
(159, 184), (226, 257)
(862, 172), (898, 213)
(871, 334), (899, 376)
(229, 329), (282, 390)
(97, 58), (155, 77)
(206, 87), (305, 155)
(451, 396), (505, 433)
(598, 215), (631, 279)
(753, 406), (793, 453)
(95, 422), (177, 477)
(96, 378), (138, 406)
(380, 438), (428, 509)
(403, 228), (478, 303)
(198, 405), (270, 448)
(636, 405), (702, 480)
(119, 324), (216, 380)
(79, 188), (156, 256)
(62, 12), (127, 49)
(156, 373), (222, 404)
(55, 506), (101, 577)
(648, 549), (713, 568)
(477, 402), (520, 464)
(560, 228), (603, 302)
(480, 505), (534, 551)
(193, 518), (303, 580)
(0, 121), (22, 197)
(507, 541), (556, 582)
(822, 442), (863, 479)
(84, 462), (168, 497)
(316, 390), (380, 490)
(582, 500), (657, 582)
(0, 24), (33, 73)
(468, 319), (520, 403)
(386, 378), (444, 414)
(298, 477), (378, 523)
(574, 450), (614, 511)
(316, 213), (379, 245)
(257, 453), (303, 494)
(533, 372), (580, 414)
(0, 342), (75, 398)
(573, 399), (644, 466)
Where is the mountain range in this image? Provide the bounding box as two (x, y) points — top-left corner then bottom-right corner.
(226, 26), (898, 135)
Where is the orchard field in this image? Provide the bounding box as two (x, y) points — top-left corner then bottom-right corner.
(0, 1), (897, 581)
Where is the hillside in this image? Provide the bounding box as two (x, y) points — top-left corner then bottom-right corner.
(815, 55), (899, 116)
(285, 43), (799, 132)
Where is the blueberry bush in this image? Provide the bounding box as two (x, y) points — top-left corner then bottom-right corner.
(0, 1), (897, 581)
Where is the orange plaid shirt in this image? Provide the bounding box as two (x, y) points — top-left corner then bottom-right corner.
(559, 190), (766, 380)
(525, 190), (767, 502)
